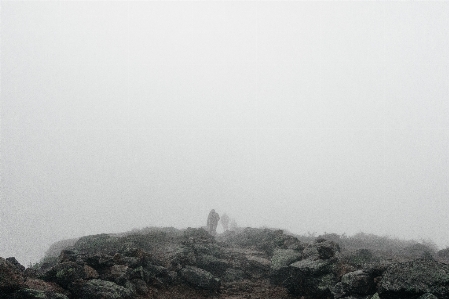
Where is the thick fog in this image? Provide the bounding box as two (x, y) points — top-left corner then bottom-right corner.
(1, 1), (448, 266)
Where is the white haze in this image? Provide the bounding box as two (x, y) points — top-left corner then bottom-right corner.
(1, 1), (448, 266)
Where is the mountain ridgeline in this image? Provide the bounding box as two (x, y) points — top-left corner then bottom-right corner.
(1, 226), (449, 299)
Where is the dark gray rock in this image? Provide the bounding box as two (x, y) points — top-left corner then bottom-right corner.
(418, 293), (439, 299)
(0, 257), (26, 293)
(245, 255), (271, 278)
(271, 249), (302, 271)
(302, 239), (340, 260)
(196, 254), (229, 276)
(378, 258), (449, 299)
(269, 248), (302, 285)
(42, 262), (85, 288)
(131, 278), (148, 295)
(6, 257), (25, 272)
(9, 288), (69, 299)
(222, 268), (245, 282)
(341, 270), (376, 295)
(283, 258), (338, 298)
(70, 279), (134, 299)
(179, 266), (221, 291)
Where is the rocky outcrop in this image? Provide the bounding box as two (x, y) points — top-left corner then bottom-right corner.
(6, 226), (449, 299)
(6, 288), (69, 299)
(331, 270), (376, 298)
(69, 279), (134, 299)
(179, 266), (221, 291)
(378, 258), (449, 299)
(285, 258), (339, 298)
(269, 248), (303, 285)
(0, 257), (26, 293)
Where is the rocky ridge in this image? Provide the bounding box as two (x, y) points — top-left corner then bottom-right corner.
(1, 227), (449, 299)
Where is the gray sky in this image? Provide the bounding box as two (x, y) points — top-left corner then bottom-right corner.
(1, 1), (448, 265)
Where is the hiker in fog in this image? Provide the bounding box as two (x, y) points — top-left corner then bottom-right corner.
(221, 213), (230, 232)
(207, 209), (220, 236)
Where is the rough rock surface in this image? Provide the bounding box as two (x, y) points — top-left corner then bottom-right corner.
(6, 226), (449, 299)
(340, 270), (376, 295)
(70, 279), (134, 299)
(378, 258), (449, 299)
(283, 258), (339, 298)
(179, 266), (221, 291)
(0, 257), (25, 293)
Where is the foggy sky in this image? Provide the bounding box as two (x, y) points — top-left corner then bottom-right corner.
(1, 1), (448, 266)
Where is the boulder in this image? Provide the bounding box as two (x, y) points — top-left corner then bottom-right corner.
(283, 258), (338, 298)
(303, 239), (340, 260)
(378, 258), (449, 299)
(24, 278), (68, 294)
(418, 294), (439, 299)
(9, 288), (69, 299)
(58, 250), (79, 263)
(179, 266), (221, 291)
(0, 257), (25, 293)
(245, 255), (271, 278)
(271, 249), (302, 271)
(145, 264), (172, 284)
(69, 279), (134, 299)
(42, 262), (85, 288)
(6, 257), (25, 272)
(340, 270), (376, 295)
(84, 254), (115, 270)
(131, 278), (148, 295)
(222, 268), (245, 282)
(196, 254), (229, 276)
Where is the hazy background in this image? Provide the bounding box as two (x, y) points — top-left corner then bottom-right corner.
(1, 1), (448, 266)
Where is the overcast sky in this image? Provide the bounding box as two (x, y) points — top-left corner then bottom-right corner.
(1, 1), (448, 266)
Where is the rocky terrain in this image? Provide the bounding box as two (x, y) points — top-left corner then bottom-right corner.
(2, 227), (449, 299)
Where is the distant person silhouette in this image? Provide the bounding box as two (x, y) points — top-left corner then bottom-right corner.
(207, 209), (220, 236)
(221, 213), (230, 232)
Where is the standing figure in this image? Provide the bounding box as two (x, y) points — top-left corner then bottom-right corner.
(207, 209), (220, 236)
(221, 213), (230, 232)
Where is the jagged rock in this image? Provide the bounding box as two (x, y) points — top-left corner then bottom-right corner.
(0, 257), (26, 293)
(270, 248), (302, 285)
(83, 265), (99, 279)
(8, 288), (69, 299)
(58, 250), (78, 263)
(131, 278), (148, 295)
(303, 239), (340, 260)
(378, 258), (449, 299)
(271, 249), (302, 271)
(69, 279), (134, 299)
(84, 254), (115, 269)
(102, 264), (130, 285)
(24, 278), (68, 294)
(168, 246), (196, 269)
(179, 266), (221, 291)
(283, 258), (338, 298)
(196, 254), (229, 276)
(6, 257), (25, 272)
(130, 266), (147, 282)
(245, 255), (271, 278)
(42, 262), (85, 288)
(418, 293), (439, 299)
(222, 268), (245, 282)
(145, 264), (173, 285)
(341, 270), (376, 295)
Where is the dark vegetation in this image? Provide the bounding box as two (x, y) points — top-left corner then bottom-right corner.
(2, 226), (449, 299)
